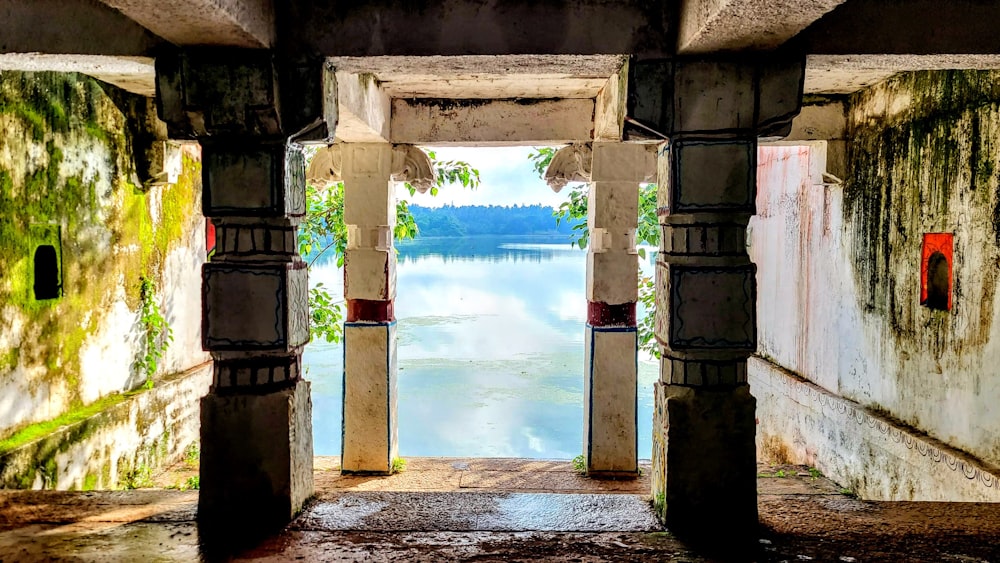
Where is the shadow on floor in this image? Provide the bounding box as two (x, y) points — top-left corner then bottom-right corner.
(1, 459), (999, 562)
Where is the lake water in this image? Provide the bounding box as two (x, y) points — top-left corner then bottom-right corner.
(306, 235), (658, 459)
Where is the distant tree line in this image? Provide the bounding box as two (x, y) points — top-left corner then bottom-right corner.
(409, 204), (579, 237)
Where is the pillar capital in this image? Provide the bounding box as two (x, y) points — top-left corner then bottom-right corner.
(544, 142), (657, 192)
(155, 48), (335, 142)
(305, 143), (434, 193)
(626, 55), (805, 141)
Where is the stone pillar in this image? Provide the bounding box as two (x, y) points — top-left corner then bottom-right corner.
(545, 142), (655, 476)
(340, 143), (398, 474)
(586, 143), (655, 476)
(303, 143), (432, 475)
(628, 57), (804, 545)
(156, 49), (332, 534)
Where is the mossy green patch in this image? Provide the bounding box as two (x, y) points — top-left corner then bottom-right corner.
(0, 71), (201, 419)
(0, 392), (128, 455)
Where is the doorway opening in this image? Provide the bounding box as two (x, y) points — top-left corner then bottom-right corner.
(302, 145), (658, 462)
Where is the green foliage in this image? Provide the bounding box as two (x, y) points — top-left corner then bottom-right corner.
(391, 457), (407, 474)
(183, 475), (200, 490)
(808, 467), (823, 480)
(120, 463), (154, 490)
(184, 442), (200, 469)
(135, 277), (173, 390)
(300, 153), (481, 344)
(309, 282), (344, 344)
(652, 491), (666, 520)
(407, 204), (575, 237)
(555, 185), (591, 249)
(301, 183), (347, 268)
(527, 146), (662, 359)
(638, 276), (659, 359)
(426, 151), (482, 191)
(528, 147), (557, 179)
(572, 454), (586, 473)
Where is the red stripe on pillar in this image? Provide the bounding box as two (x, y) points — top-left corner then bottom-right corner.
(347, 299), (395, 322)
(587, 301), (637, 327)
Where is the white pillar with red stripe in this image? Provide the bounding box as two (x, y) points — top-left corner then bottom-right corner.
(341, 142), (398, 474)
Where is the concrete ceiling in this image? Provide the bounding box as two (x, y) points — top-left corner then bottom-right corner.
(5, 1), (1000, 122)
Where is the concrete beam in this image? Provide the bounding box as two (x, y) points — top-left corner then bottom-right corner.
(804, 54), (1000, 94)
(677, 0), (846, 54)
(762, 101), (846, 182)
(0, 0), (162, 56)
(391, 98), (596, 146)
(278, 1), (673, 59)
(797, 0), (1000, 56)
(97, 0), (274, 48)
(0, 54), (155, 96)
(333, 72), (391, 143)
(783, 99), (845, 142)
(594, 63), (627, 141)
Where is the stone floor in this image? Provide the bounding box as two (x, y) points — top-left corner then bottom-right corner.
(1, 458), (998, 562)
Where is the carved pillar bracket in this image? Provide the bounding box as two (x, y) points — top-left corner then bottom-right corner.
(628, 56), (805, 548)
(544, 142), (592, 192)
(391, 144), (436, 193)
(305, 143), (343, 187)
(155, 48), (334, 534)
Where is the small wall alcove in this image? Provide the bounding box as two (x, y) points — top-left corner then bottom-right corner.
(30, 225), (62, 301)
(920, 233), (953, 312)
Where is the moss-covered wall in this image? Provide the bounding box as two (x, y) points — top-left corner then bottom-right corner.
(752, 74), (1000, 496)
(846, 71), (1000, 352)
(834, 70), (1000, 466)
(0, 71), (208, 441)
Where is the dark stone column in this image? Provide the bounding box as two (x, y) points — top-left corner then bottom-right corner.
(629, 57), (804, 547)
(155, 49), (331, 534)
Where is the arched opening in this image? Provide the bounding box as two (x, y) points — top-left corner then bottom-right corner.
(33, 244), (60, 300)
(925, 251), (950, 311)
(921, 233), (953, 312)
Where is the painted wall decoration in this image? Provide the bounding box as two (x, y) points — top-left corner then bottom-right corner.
(921, 233), (954, 311)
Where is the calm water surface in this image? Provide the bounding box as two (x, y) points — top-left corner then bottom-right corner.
(306, 235), (658, 459)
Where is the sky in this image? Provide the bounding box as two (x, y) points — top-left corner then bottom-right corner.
(396, 146), (572, 209)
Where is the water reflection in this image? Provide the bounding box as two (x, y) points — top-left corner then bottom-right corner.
(396, 235), (582, 264)
(306, 235), (658, 459)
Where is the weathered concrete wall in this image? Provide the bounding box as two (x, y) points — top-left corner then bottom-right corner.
(0, 363), (210, 490)
(751, 71), (1000, 500)
(0, 72), (209, 451)
(753, 357), (1000, 501)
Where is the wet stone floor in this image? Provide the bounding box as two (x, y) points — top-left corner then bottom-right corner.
(0, 458), (999, 562)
